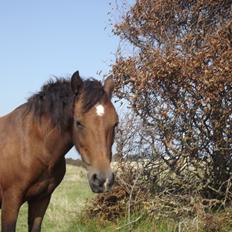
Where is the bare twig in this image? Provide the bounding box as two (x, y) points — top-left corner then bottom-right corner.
(115, 214), (144, 231)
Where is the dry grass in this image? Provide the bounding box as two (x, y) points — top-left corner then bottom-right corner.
(85, 161), (232, 232)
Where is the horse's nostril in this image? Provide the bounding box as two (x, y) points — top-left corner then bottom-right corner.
(91, 173), (104, 186)
(89, 172), (115, 193)
(92, 173), (97, 182)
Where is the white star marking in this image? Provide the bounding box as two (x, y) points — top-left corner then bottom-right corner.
(96, 104), (105, 116)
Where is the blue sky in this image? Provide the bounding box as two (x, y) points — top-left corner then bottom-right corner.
(0, 0), (132, 158)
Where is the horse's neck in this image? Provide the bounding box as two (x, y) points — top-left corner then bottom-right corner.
(35, 115), (74, 162)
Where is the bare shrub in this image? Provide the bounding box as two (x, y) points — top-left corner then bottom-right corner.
(112, 0), (232, 198)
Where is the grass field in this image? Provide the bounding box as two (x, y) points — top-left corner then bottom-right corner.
(10, 165), (176, 232)
(0, 165), (94, 232)
(1, 165), (231, 231)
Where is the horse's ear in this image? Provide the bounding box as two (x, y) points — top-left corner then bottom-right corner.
(104, 76), (114, 99)
(71, 71), (83, 95)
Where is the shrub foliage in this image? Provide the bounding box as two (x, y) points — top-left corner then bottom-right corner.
(112, 0), (232, 197)
(87, 1), (232, 230)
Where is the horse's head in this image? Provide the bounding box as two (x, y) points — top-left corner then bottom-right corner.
(70, 71), (118, 193)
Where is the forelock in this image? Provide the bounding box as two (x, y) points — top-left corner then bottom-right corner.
(80, 79), (106, 112)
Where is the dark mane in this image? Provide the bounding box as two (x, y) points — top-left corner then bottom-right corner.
(26, 77), (105, 131)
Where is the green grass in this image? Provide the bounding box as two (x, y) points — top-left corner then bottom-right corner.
(72, 215), (177, 232)
(1, 165), (232, 231)
(14, 165), (94, 232)
(13, 165), (175, 232)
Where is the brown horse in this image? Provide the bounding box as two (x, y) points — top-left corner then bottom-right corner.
(0, 71), (118, 232)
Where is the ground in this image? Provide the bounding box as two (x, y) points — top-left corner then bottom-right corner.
(1, 165), (231, 232)
(0, 165), (93, 232)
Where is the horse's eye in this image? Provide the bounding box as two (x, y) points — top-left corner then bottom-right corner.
(75, 120), (83, 128)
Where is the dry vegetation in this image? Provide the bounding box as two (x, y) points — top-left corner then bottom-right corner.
(112, 0), (232, 196)
(86, 1), (232, 231)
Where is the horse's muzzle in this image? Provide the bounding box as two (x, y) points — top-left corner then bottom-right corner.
(88, 172), (115, 193)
